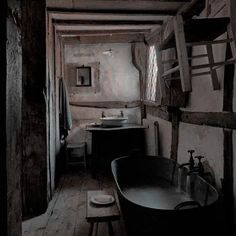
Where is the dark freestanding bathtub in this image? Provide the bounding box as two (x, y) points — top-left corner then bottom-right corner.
(111, 156), (220, 236)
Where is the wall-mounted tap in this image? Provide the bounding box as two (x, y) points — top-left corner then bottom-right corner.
(187, 156), (205, 175)
(194, 156), (205, 176)
(179, 150), (195, 170)
(188, 150), (195, 170)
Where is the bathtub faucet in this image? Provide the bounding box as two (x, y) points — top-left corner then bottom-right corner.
(179, 150), (195, 170)
(194, 156), (204, 176)
(187, 156), (205, 176)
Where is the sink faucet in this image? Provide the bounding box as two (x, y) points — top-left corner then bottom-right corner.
(120, 110), (124, 117)
(101, 111), (105, 118)
(179, 150), (195, 170)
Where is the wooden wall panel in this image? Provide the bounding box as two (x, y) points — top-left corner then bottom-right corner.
(22, 0), (48, 217)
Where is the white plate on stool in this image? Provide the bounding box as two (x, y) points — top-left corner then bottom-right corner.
(90, 194), (115, 205)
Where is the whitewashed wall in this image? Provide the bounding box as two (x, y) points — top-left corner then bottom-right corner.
(64, 43), (141, 149)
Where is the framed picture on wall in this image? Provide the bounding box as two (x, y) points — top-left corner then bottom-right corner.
(76, 66), (92, 87)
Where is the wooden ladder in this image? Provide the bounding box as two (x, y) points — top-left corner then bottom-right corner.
(157, 0), (236, 98)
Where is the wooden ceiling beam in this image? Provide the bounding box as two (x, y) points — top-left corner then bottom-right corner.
(56, 29), (151, 36)
(52, 19), (164, 25)
(47, 0), (189, 15)
(54, 24), (158, 31)
(61, 34), (145, 44)
(49, 12), (171, 22)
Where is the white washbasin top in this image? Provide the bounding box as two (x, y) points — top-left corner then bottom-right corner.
(100, 116), (128, 121)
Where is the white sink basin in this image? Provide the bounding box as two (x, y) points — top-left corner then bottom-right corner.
(100, 116), (128, 127)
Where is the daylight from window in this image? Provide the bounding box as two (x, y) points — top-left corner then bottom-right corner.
(146, 45), (158, 101)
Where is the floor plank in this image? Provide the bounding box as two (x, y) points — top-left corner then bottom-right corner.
(22, 169), (126, 236)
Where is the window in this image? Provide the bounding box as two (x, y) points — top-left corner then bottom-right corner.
(145, 45), (158, 101)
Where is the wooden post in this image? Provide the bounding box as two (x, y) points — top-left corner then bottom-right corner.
(0, 1), (7, 235)
(1, 0), (22, 235)
(222, 31), (235, 231)
(206, 44), (220, 90)
(170, 108), (180, 161)
(173, 14), (192, 92)
(22, 0), (47, 217)
(223, 128), (234, 230)
(131, 42), (147, 121)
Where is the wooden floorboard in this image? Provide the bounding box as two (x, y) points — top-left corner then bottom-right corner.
(22, 169), (126, 236)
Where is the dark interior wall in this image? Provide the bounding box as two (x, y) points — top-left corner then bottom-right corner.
(22, 0), (47, 217)
(0, 0), (22, 235)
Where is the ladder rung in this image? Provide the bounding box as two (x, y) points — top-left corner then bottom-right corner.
(162, 65), (180, 77)
(191, 71), (211, 77)
(191, 59), (236, 70)
(186, 38), (233, 47)
(190, 54), (208, 59)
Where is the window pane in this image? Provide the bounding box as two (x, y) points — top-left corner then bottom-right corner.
(146, 45), (158, 101)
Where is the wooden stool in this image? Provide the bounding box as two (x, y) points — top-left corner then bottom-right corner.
(86, 189), (120, 236)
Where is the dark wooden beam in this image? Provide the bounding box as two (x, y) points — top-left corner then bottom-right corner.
(0, 0), (7, 235)
(22, 0), (47, 217)
(62, 34), (145, 44)
(222, 128), (234, 230)
(49, 11), (171, 21)
(180, 111), (236, 129)
(70, 101), (141, 109)
(178, 0), (206, 19)
(53, 19), (164, 25)
(47, 1), (188, 15)
(145, 103), (171, 121)
(222, 41), (235, 231)
(223, 43), (234, 112)
(131, 42), (148, 120)
(170, 109), (180, 161)
(145, 102), (236, 130)
(57, 29), (151, 35)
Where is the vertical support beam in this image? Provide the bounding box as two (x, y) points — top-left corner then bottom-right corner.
(223, 42), (234, 112)
(170, 108), (179, 161)
(0, 0), (7, 235)
(174, 14), (192, 92)
(154, 121), (159, 156)
(223, 128), (234, 230)
(131, 42), (147, 121)
(22, 0), (47, 217)
(1, 0), (23, 235)
(206, 44), (220, 90)
(222, 33), (235, 231)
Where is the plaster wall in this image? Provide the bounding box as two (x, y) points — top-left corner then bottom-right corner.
(64, 43), (140, 102)
(64, 43), (141, 147)
(177, 123), (224, 188)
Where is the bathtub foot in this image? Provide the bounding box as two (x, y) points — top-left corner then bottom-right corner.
(107, 221), (114, 236)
